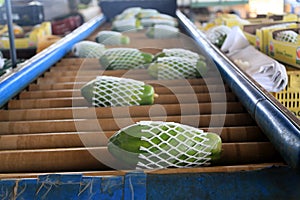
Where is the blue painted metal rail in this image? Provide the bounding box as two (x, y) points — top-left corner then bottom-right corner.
(0, 14), (106, 108)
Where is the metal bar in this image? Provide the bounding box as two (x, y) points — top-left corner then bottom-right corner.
(0, 14), (106, 108)
(4, 0), (17, 67)
(176, 10), (300, 169)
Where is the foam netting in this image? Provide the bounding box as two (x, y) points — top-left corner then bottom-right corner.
(156, 56), (199, 80)
(151, 25), (179, 39)
(135, 121), (213, 169)
(162, 48), (201, 60)
(92, 76), (145, 107)
(72, 41), (105, 58)
(112, 19), (138, 32)
(102, 48), (148, 69)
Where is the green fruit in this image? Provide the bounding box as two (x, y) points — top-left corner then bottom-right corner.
(99, 48), (153, 70)
(148, 56), (207, 79)
(95, 30), (130, 45)
(108, 121), (222, 169)
(81, 76), (155, 107)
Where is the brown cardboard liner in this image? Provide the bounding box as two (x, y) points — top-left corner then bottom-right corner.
(28, 78), (223, 90)
(0, 143), (282, 173)
(0, 102), (242, 121)
(0, 113), (256, 135)
(36, 74), (154, 84)
(7, 93), (238, 109)
(19, 85), (230, 99)
(0, 126), (267, 150)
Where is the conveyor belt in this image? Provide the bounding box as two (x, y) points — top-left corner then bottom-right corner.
(0, 16), (287, 174)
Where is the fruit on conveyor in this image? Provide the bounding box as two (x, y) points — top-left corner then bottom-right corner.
(81, 76), (156, 107)
(108, 121), (222, 169)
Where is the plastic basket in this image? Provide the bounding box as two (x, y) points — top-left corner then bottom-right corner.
(272, 70), (300, 118)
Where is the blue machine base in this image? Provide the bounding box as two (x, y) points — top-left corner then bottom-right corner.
(0, 166), (299, 200)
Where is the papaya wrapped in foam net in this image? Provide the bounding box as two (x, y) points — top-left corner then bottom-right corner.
(108, 121), (222, 169)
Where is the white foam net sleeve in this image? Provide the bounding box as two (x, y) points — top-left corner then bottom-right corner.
(92, 76), (145, 107)
(162, 48), (200, 60)
(275, 30), (298, 43)
(96, 31), (122, 45)
(112, 19), (138, 32)
(102, 48), (147, 69)
(141, 18), (177, 27)
(135, 121), (212, 169)
(156, 57), (198, 80)
(153, 25), (179, 39)
(205, 25), (231, 45)
(72, 41), (105, 58)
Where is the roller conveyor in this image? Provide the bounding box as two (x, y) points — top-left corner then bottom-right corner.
(0, 2), (300, 199)
(0, 25), (282, 172)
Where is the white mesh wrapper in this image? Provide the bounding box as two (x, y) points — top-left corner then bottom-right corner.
(72, 41), (105, 58)
(112, 18), (140, 32)
(141, 18), (177, 27)
(162, 48), (201, 60)
(115, 7), (142, 20)
(101, 48), (147, 70)
(96, 31), (121, 43)
(205, 25), (231, 46)
(152, 25), (179, 39)
(92, 76), (145, 107)
(135, 121), (212, 169)
(275, 30), (298, 43)
(155, 57), (198, 80)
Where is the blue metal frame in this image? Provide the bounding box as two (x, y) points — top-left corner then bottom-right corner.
(0, 15), (106, 108)
(0, 167), (300, 199)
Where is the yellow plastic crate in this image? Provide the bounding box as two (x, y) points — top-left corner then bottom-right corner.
(272, 70), (300, 118)
(0, 22), (51, 49)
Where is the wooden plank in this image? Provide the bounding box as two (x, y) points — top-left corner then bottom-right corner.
(0, 132), (110, 150)
(0, 114), (256, 134)
(45, 70), (129, 76)
(0, 143), (282, 173)
(0, 127), (268, 150)
(8, 93), (237, 109)
(0, 147), (118, 173)
(46, 69), (146, 76)
(37, 70), (219, 84)
(50, 64), (102, 71)
(56, 58), (98, 66)
(218, 142), (283, 165)
(28, 78), (224, 91)
(0, 102), (244, 121)
(19, 85), (231, 99)
(36, 74), (154, 84)
(0, 163), (286, 179)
